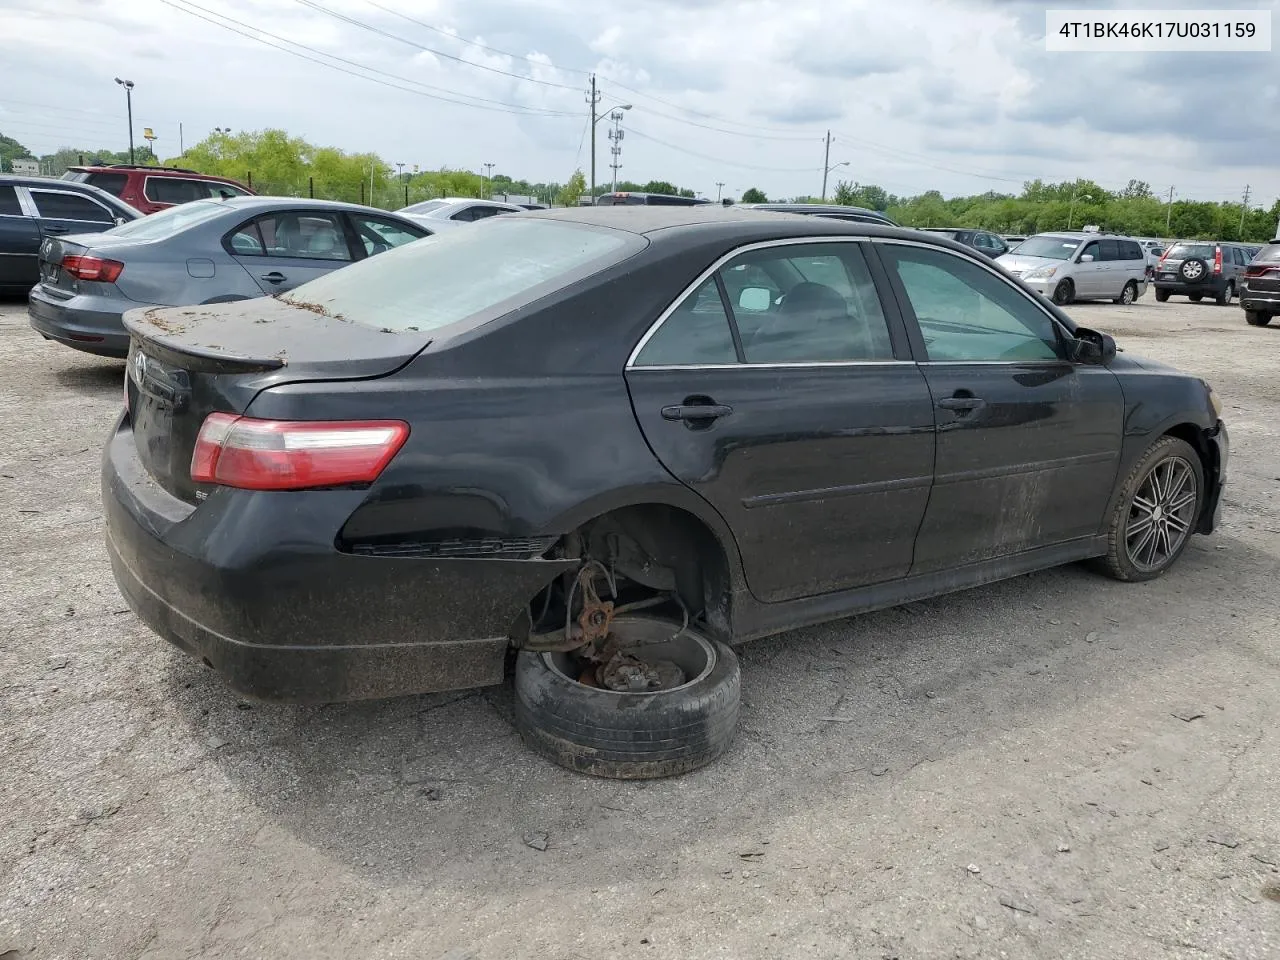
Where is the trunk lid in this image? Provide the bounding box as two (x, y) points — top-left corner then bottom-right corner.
(124, 297), (432, 504)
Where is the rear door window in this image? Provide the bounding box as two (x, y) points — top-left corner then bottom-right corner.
(1098, 239), (1120, 261)
(28, 189), (115, 223)
(231, 212), (352, 261)
(718, 243), (894, 363)
(632, 278), (738, 366)
(85, 172), (128, 196)
(0, 185), (22, 216)
(144, 177), (208, 205)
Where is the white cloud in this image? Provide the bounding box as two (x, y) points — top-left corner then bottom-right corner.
(0, 0), (1275, 207)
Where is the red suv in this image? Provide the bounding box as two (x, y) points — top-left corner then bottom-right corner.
(60, 164), (254, 215)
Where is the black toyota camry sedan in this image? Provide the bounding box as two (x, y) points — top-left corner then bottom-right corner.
(104, 208), (1227, 779)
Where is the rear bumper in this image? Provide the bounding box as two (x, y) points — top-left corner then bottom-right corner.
(102, 416), (573, 702)
(1153, 276), (1227, 295)
(28, 286), (130, 357)
(1239, 288), (1280, 313)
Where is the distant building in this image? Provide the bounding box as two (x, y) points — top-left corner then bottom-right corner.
(10, 158), (40, 176)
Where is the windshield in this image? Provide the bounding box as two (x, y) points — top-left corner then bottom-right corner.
(283, 218), (643, 333)
(1167, 243), (1215, 260)
(402, 199), (448, 215)
(1010, 235), (1081, 260)
(105, 200), (229, 240)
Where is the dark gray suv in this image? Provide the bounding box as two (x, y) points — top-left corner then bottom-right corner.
(1241, 241), (1280, 326)
(1153, 241), (1252, 305)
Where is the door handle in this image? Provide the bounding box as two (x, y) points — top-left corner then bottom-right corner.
(260, 271), (286, 284)
(43, 226), (69, 235)
(937, 396), (985, 413)
(661, 400), (734, 423)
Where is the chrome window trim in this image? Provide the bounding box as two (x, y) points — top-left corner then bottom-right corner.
(868, 236), (1076, 361)
(13, 186), (39, 218)
(634, 360), (914, 372)
(25, 186), (116, 224)
(626, 235), (875, 369)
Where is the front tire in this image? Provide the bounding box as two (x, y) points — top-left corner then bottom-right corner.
(1115, 280), (1138, 305)
(514, 615), (740, 779)
(1245, 310), (1273, 327)
(1216, 281), (1234, 306)
(1095, 436), (1203, 582)
(1051, 279), (1074, 306)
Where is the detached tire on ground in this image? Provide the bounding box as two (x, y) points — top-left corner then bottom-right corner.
(514, 615), (740, 779)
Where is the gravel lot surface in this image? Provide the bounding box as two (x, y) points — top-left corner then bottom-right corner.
(2, 291), (1277, 960)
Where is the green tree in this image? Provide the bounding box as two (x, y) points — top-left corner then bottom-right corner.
(741, 187), (767, 203)
(642, 180), (678, 196)
(0, 132), (35, 172)
(558, 169), (587, 207)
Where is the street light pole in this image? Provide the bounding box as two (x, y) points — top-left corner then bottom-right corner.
(482, 162), (495, 199)
(114, 78), (135, 164)
(715, 181), (725, 202)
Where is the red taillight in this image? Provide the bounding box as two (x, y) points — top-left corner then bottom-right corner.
(61, 255), (123, 282)
(1213, 247), (1222, 274)
(190, 414), (409, 491)
(1157, 249), (1169, 265)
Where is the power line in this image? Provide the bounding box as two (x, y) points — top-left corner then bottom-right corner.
(626, 127), (819, 173)
(293, 0), (581, 92)
(160, 0), (579, 118)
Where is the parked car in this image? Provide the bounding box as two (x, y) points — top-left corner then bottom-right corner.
(61, 164), (254, 215)
(1240, 239), (1280, 326)
(596, 191), (711, 206)
(0, 175), (140, 296)
(398, 197), (524, 223)
(104, 208), (1227, 779)
(918, 227), (1009, 258)
(738, 202), (897, 226)
(28, 196), (429, 357)
(1152, 241), (1252, 305)
(997, 232), (1148, 305)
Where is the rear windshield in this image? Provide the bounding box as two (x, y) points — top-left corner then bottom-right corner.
(1012, 235), (1081, 260)
(1167, 243), (1215, 259)
(61, 171), (90, 183)
(105, 200), (229, 240)
(402, 199), (448, 215)
(283, 218), (643, 333)
(1255, 244), (1280, 263)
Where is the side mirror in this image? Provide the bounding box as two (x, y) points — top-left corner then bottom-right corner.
(1079, 253), (1095, 262)
(738, 287), (771, 312)
(1070, 327), (1116, 365)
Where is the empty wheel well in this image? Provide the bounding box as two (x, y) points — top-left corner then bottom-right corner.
(521, 504), (733, 644)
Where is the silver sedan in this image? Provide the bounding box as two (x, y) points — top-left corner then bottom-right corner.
(28, 196), (432, 358)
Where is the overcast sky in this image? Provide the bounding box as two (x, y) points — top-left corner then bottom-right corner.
(3, 0), (1277, 205)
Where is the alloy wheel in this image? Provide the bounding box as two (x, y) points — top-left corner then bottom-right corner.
(1125, 455), (1198, 573)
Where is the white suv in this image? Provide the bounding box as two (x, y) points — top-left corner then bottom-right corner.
(998, 233), (1149, 305)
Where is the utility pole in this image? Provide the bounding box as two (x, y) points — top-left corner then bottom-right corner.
(482, 161), (495, 199)
(608, 111), (626, 193)
(1239, 184), (1251, 237)
(715, 181), (725, 202)
(1067, 183), (1080, 230)
(1165, 186), (1175, 234)
(179, 122), (184, 155)
(820, 130), (831, 201)
(587, 74), (601, 204)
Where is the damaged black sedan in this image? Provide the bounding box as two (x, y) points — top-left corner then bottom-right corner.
(104, 208), (1227, 778)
